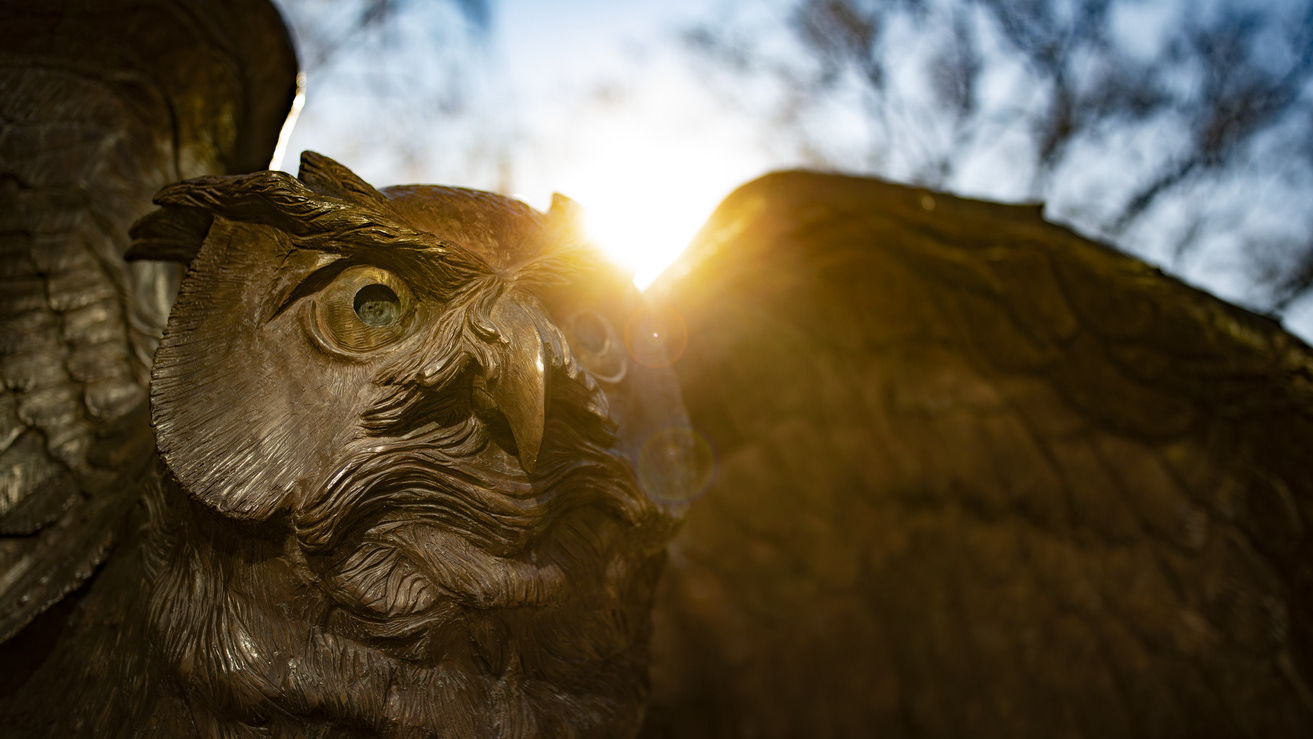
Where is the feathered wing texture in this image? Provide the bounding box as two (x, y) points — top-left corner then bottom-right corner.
(0, 0), (297, 642)
(643, 172), (1313, 737)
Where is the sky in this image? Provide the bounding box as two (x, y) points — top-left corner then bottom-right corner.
(281, 0), (785, 289)
(275, 0), (1313, 339)
(494, 0), (784, 287)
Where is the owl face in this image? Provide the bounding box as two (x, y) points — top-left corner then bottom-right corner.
(145, 154), (689, 640)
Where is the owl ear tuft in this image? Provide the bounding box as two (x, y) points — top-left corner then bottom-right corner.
(126, 206), (214, 263)
(298, 151), (397, 215)
(547, 192), (583, 222)
(546, 192), (589, 242)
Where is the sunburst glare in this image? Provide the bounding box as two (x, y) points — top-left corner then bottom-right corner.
(527, 139), (753, 290)
(513, 68), (765, 291)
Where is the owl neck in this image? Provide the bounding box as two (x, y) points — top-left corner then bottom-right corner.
(139, 473), (665, 737)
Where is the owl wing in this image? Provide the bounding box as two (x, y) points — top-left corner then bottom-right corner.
(0, 0), (297, 642)
(642, 171), (1313, 737)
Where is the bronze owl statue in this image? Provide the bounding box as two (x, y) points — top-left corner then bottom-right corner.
(3, 1), (1313, 737)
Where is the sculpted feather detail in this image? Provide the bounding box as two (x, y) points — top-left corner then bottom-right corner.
(6, 4), (1313, 734)
(5, 152), (692, 737)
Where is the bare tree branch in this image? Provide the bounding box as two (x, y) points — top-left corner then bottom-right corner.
(684, 0), (1313, 312)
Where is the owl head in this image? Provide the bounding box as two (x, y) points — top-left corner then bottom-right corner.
(133, 152), (694, 646)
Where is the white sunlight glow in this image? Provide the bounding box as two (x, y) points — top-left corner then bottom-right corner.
(523, 130), (752, 290)
(550, 142), (728, 291)
(510, 64), (767, 291)
(579, 184), (705, 291)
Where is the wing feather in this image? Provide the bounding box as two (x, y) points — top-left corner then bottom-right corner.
(644, 172), (1313, 737)
(0, 0), (298, 642)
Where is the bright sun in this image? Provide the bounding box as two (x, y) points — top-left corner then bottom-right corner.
(533, 140), (741, 291)
(512, 71), (763, 291)
(574, 182), (714, 292)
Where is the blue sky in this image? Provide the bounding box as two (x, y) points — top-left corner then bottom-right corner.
(281, 0), (786, 287)
(276, 0), (1313, 338)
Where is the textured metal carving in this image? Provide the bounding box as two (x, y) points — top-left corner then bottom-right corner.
(4, 2), (1313, 737)
(0, 0), (296, 654)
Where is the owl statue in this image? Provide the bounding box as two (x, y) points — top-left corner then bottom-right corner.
(3, 1), (1313, 737)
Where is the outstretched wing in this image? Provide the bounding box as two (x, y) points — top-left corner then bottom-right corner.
(0, 0), (297, 642)
(643, 172), (1313, 737)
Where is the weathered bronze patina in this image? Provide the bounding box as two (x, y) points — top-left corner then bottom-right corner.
(4, 2), (1313, 737)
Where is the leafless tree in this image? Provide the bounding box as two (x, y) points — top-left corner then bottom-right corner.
(272, 0), (509, 190)
(686, 0), (1313, 312)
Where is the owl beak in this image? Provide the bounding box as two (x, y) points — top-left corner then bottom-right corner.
(488, 299), (547, 474)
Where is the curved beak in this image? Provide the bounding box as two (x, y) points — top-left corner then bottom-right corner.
(486, 298), (547, 473)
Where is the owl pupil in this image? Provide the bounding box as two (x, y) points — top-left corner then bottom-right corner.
(353, 284), (400, 327)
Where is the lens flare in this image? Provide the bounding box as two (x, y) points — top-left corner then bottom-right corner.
(623, 305), (687, 368)
(637, 426), (715, 504)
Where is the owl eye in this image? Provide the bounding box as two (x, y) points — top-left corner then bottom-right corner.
(307, 265), (416, 356)
(567, 310), (626, 383)
(353, 284), (401, 327)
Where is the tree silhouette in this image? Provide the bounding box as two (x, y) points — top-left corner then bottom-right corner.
(273, 0), (506, 188)
(685, 0), (1313, 313)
